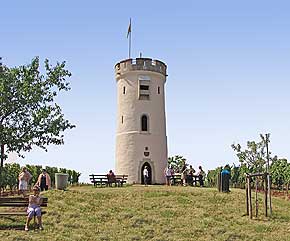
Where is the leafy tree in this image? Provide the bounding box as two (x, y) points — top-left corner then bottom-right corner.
(207, 166), (222, 187)
(0, 57), (75, 167)
(270, 159), (289, 188)
(168, 155), (187, 173)
(71, 170), (81, 184)
(231, 134), (274, 173)
(25, 164), (42, 185)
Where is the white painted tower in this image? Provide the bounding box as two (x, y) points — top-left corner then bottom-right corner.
(115, 58), (168, 184)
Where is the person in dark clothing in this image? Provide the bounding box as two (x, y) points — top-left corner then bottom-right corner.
(197, 166), (205, 187)
(107, 170), (116, 187)
(36, 169), (51, 191)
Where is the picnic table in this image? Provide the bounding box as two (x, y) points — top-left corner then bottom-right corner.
(170, 174), (199, 186)
(89, 174), (128, 187)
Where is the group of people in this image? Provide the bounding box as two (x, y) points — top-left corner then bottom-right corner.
(18, 167), (51, 231)
(164, 165), (205, 187)
(18, 167), (51, 196)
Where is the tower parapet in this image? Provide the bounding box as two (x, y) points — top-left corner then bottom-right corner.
(115, 58), (167, 79)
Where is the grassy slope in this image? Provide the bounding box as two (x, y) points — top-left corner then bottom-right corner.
(1, 185), (290, 241)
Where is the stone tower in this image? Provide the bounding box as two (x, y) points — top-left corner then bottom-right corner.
(114, 58), (168, 184)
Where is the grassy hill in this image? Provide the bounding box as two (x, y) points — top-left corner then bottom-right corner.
(1, 185), (290, 241)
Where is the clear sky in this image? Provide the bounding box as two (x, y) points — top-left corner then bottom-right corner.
(2, 1), (290, 182)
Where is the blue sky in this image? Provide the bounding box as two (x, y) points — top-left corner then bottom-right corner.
(2, 1), (290, 182)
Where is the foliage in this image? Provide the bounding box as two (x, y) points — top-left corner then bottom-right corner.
(0, 163), (81, 192)
(270, 159), (290, 189)
(168, 155), (187, 173)
(0, 57), (75, 165)
(207, 166), (222, 187)
(231, 134), (274, 173)
(0, 163), (21, 192)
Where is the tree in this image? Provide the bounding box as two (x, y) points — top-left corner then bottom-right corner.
(270, 159), (289, 188)
(0, 57), (75, 167)
(231, 134), (274, 173)
(168, 155), (187, 173)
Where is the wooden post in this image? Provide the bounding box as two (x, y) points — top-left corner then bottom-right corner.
(264, 174), (268, 217)
(246, 177), (249, 215)
(247, 176), (252, 219)
(269, 174), (272, 216)
(265, 134), (272, 216)
(255, 178), (258, 217)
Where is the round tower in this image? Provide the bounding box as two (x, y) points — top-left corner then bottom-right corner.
(114, 58), (168, 184)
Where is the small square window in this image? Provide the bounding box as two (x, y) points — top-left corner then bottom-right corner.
(140, 85), (149, 90)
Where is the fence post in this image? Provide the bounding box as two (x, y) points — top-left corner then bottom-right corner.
(246, 176), (249, 215)
(247, 176), (252, 219)
(264, 173), (268, 217)
(255, 178), (258, 217)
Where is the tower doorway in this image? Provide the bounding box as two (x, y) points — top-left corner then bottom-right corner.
(141, 162), (152, 184)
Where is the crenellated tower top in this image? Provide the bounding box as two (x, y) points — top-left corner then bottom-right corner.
(115, 58), (167, 80)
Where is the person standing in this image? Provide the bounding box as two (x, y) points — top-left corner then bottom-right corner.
(143, 166), (149, 186)
(187, 165), (195, 186)
(36, 169), (51, 191)
(197, 166), (205, 187)
(181, 164), (187, 186)
(18, 167), (32, 196)
(164, 165), (173, 186)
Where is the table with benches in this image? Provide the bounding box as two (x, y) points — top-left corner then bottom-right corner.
(170, 174), (200, 186)
(0, 196), (48, 229)
(89, 174), (128, 187)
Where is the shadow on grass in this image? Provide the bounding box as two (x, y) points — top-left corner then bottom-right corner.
(0, 224), (24, 230)
(0, 216), (24, 230)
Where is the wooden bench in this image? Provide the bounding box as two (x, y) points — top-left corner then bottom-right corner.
(115, 175), (128, 187)
(0, 196), (48, 216)
(170, 174), (199, 186)
(89, 174), (128, 187)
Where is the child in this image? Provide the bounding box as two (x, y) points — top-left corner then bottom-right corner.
(25, 185), (43, 231)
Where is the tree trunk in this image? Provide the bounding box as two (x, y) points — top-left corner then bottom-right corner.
(0, 144), (4, 168)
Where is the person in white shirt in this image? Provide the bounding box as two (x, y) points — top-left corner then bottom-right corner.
(18, 167), (32, 196)
(164, 166), (173, 186)
(143, 166), (149, 186)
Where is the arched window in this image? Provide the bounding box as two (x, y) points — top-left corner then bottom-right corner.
(141, 115), (148, 131)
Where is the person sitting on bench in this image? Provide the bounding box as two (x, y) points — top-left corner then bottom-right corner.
(25, 185), (43, 231)
(107, 170), (116, 186)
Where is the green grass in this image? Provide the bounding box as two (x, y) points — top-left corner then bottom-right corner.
(1, 185), (290, 241)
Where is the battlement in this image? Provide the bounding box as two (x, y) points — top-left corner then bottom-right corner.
(115, 58), (167, 78)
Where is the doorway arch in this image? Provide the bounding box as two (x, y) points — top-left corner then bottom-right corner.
(141, 162), (152, 184)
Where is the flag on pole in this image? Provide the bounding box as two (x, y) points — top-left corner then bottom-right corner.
(127, 18), (131, 38)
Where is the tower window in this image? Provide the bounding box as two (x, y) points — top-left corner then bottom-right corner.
(138, 75), (150, 100)
(123, 86), (126, 94)
(140, 85), (149, 90)
(141, 115), (148, 131)
(158, 86), (160, 94)
(121, 115), (124, 124)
